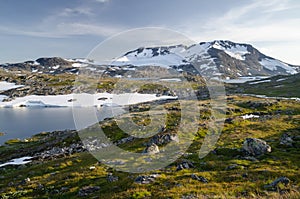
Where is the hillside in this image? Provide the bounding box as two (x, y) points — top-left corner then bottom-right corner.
(0, 95), (299, 198)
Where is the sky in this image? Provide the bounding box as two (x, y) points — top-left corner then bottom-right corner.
(0, 0), (300, 65)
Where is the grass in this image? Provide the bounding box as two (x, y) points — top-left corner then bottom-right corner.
(0, 94), (299, 198)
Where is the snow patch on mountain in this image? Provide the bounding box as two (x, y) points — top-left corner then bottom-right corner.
(210, 41), (250, 60)
(259, 58), (297, 74)
(113, 47), (187, 67)
(0, 81), (23, 91)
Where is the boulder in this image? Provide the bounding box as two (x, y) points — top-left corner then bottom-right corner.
(242, 138), (271, 156)
(143, 143), (160, 155)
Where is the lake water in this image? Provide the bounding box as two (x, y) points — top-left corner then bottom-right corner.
(0, 107), (125, 145)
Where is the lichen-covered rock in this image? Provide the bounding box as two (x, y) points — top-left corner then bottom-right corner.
(242, 138), (271, 156)
(143, 143), (160, 154)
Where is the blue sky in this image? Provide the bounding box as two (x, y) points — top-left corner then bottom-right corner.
(1, 0), (300, 64)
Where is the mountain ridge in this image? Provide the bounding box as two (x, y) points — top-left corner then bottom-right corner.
(1, 40), (299, 79)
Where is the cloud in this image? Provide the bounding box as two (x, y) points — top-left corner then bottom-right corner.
(60, 7), (94, 17)
(180, 0), (300, 42)
(0, 22), (125, 39)
(56, 22), (124, 36)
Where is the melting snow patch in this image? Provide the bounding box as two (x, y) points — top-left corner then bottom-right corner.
(241, 114), (260, 119)
(52, 65), (60, 69)
(0, 157), (32, 167)
(0, 81), (23, 91)
(72, 63), (88, 68)
(159, 78), (182, 82)
(276, 78), (287, 82)
(0, 93), (178, 108)
(211, 42), (249, 60)
(0, 95), (7, 102)
(260, 58), (297, 74)
(249, 80), (271, 84)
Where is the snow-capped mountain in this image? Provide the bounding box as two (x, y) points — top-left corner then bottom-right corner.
(0, 40), (299, 78)
(113, 40), (299, 78)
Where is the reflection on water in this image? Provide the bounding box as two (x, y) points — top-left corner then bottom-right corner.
(0, 107), (125, 145)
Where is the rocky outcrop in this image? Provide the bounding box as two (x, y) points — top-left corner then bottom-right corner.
(242, 138), (271, 156)
(34, 143), (84, 160)
(36, 57), (71, 67)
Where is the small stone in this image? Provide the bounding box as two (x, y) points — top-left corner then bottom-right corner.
(37, 184), (44, 190)
(61, 187), (69, 192)
(191, 174), (208, 183)
(280, 133), (294, 147)
(107, 173), (119, 182)
(242, 173), (248, 178)
(226, 164), (244, 170)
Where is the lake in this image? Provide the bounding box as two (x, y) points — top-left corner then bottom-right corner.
(0, 107), (125, 145)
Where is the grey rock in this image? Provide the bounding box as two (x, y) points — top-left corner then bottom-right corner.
(191, 174), (208, 183)
(20, 177), (30, 185)
(176, 160), (194, 171)
(134, 174), (159, 184)
(115, 136), (135, 145)
(181, 194), (198, 199)
(264, 177), (290, 190)
(107, 173), (119, 182)
(143, 143), (160, 154)
(242, 138), (271, 156)
(78, 186), (100, 197)
(149, 133), (179, 145)
(226, 164), (244, 170)
(280, 133), (294, 147)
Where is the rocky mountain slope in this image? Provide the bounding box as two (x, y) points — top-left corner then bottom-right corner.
(113, 40), (299, 78)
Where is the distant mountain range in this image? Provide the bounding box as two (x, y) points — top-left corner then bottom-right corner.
(1, 40), (299, 79)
